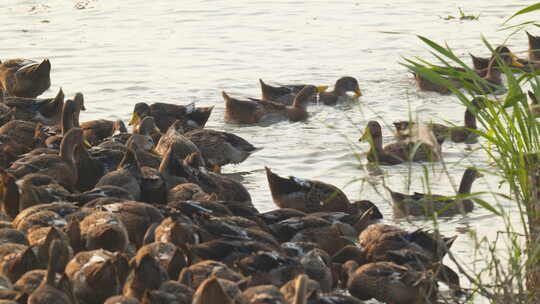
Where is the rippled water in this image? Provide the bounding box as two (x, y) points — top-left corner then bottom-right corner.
(3, 0), (539, 301)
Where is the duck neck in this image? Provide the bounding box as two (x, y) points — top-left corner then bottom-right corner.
(463, 109), (476, 129)
(1, 174), (19, 219)
(484, 59), (502, 84)
(370, 135), (384, 153)
(59, 134), (79, 180)
(61, 102), (76, 136)
(458, 173), (475, 195)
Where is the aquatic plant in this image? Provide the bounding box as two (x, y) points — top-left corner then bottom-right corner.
(442, 7), (480, 21)
(403, 2), (540, 302)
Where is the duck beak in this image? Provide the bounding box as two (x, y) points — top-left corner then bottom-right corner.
(510, 55), (525, 68)
(83, 139), (92, 148)
(129, 112), (140, 126)
(359, 128), (370, 142)
(150, 148), (160, 156)
(354, 88), (363, 97)
(316, 85), (329, 93)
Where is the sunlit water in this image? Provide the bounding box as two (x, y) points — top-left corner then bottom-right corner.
(2, 0), (539, 301)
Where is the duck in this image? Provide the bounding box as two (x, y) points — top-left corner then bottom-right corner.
(0, 170), (21, 219)
(258, 78), (329, 105)
(222, 85), (318, 124)
(42, 97), (84, 149)
(178, 260), (245, 291)
(78, 211), (129, 252)
(125, 134), (161, 169)
(81, 119), (127, 146)
(65, 249), (129, 304)
(0, 58), (51, 98)
(359, 121), (441, 165)
(7, 127), (86, 191)
(265, 167), (352, 213)
(415, 46), (525, 94)
(27, 240), (73, 304)
(318, 76), (362, 105)
(0, 242), (39, 282)
(527, 31), (540, 62)
(95, 149), (143, 201)
(3, 88), (64, 125)
(186, 153), (253, 204)
(385, 167), (483, 217)
(393, 97), (484, 144)
(357, 224), (461, 292)
(128, 101), (213, 133)
(155, 120), (206, 167)
(123, 254), (164, 300)
(184, 128), (258, 173)
(97, 201), (164, 249)
(347, 261), (438, 304)
(191, 276), (243, 304)
(132, 116), (161, 147)
(136, 242), (188, 279)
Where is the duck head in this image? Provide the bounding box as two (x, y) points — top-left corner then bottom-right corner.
(13, 59), (51, 98)
(292, 85), (318, 108)
(129, 103), (151, 126)
(334, 76), (362, 97)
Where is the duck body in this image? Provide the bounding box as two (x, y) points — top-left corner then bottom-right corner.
(222, 85), (318, 124)
(8, 128), (84, 190)
(3, 88), (64, 126)
(360, 121), (441, 165)
(258, 79), (324, 105)
(347, 261), (437, 304)
(81, 119), (127, 146)
(386, 167), (482, 217)
(0, 59), (51, 98)
(129, 102), (213, 134)
(265, 167), (351, 213)
(184, 129), (257, 171)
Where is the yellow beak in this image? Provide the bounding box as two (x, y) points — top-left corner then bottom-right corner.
(316, 85), (329, 93)
(129, 112), (140, 126)
(83, 139), (92, 149)
(359, 128), (370, 142)
(354, 88), (363, 97)
(150, 148), (160, 156)
(511, 55), (525, 68)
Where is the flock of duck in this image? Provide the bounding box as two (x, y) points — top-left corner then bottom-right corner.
(0, 31), (537, 304)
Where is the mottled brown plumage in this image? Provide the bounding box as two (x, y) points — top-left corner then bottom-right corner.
(0, 59), (51, 98)
(223, 85), (318, 124)
(265, 167), (351, 213)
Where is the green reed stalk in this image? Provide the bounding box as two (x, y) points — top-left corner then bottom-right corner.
(402, 3), (540, 301)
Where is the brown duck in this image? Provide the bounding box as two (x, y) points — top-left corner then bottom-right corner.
(258, 78), (328, 104)
(347, 261), (438, 304)
(8, 128), (86, 191)
(184, 128), (258, 173)
(222, 85), (318, 124)
(82, 119), (127, 146)
(129, 102), (213, 133)
(318, 76), (362, 105)
(385, 167), (483, 217)
(27, 240), (73, 304)
(3, 88), (64, 126)
(0, 58), (51, 98)
(265, 167), (352, 213)
(359, 121), (441, 165)
(393, 97), (484, 144)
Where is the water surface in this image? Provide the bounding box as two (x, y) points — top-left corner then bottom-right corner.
(2, 0), (538, 301)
